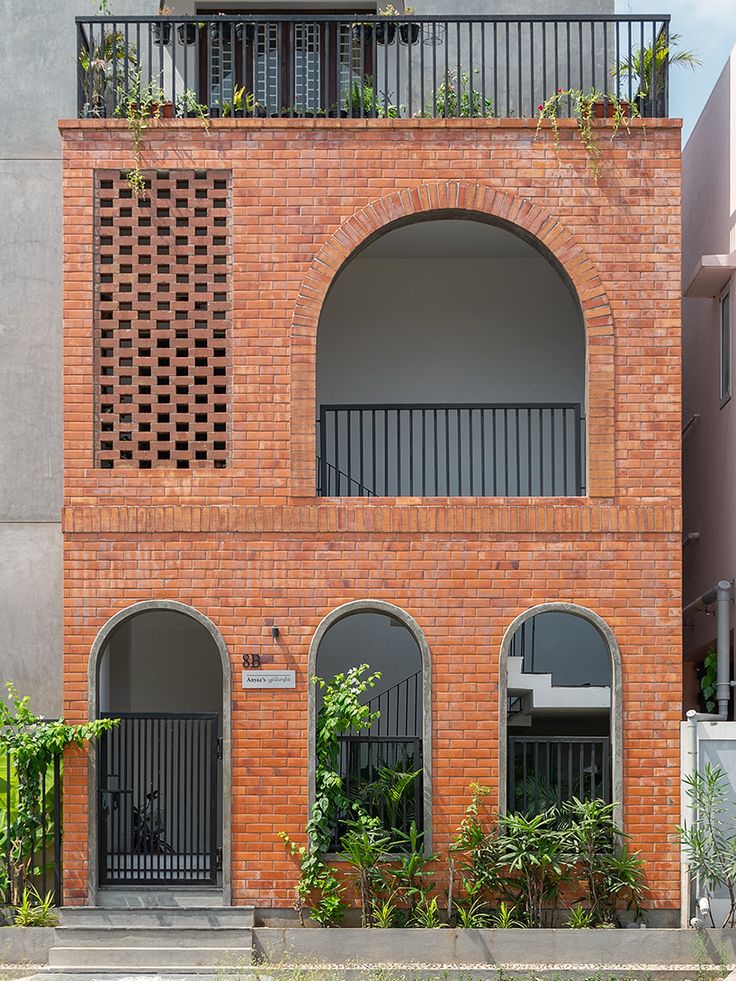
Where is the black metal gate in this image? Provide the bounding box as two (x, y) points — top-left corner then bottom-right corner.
(98, 713), (219, 886)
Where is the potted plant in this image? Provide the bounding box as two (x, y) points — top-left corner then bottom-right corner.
(426, 69), (494, 118)
(79, 29), (138, 118)
(177, 21), (202, 46)
(175, 88), (210, 123)
(613, 32), (700, 117)
(398, 6), (420, 45)
(376, 4), (398, 45)
(152, 4), (174, 46)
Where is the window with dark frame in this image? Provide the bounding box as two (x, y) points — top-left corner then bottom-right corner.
(721, 287), (731, 406)
(198, 7), (376, 116)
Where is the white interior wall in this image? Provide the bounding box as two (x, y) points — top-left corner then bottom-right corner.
(317, 224), (584, 406)
(316, 612), (421, 694)
(99, 610), (222, 718)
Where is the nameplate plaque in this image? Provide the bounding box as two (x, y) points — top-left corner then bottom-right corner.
(242, 670), (296, 689)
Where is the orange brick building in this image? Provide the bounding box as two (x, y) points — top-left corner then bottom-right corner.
(60, 11), (682, 920)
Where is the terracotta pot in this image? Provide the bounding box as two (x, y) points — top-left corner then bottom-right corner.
(594, 100), (629, 118)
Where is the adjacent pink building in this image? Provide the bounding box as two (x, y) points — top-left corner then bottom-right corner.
(682, 44), (736, 708)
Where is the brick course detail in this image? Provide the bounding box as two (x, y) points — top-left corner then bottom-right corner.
(94, 169), (231, 469)
(60, 118), (682, 913)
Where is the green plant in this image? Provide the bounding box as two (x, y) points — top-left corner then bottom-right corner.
(491, 900), (524, 928)
(372, 893), (399, 928)
(114, 71), (166, 197)
(455, 896), (492, 928)
(175, 88), (210, 125)
(535, 87), (636, 182)
(429, 70), (494, 118)
(79, 28), (138, 115)
(222, 85), (256, 118)
(410, 894), (445, 928)
(360, 766), (422, 836)
(0, 685), (117, 906)
(386, 821), (437, 920)
(700, 648), (718, 713)
(344, 76), (401, 118)
(13, 885), (58, 927)
(338, 818), (393, 927)
(567, 902), (595, 929)
(679, 763), (736, 927)
(614, 32), (700, 104)
(451, 784), (506, 913)
(563, 797), (646, 926)
(280, 665), (381, 923)
(307, 867), (347, 927)
(499, 807), (568, 928)
(0, 752), (56, 902)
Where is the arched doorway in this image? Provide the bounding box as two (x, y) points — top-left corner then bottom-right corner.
(88, 602), (231, 898)
(316, 215), (586, 498)
(308, 600), (432, 848)
(499, 603), (622, 820)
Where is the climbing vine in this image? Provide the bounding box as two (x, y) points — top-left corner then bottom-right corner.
(0, 684), (118, 904)
(279, 664), (380, 925)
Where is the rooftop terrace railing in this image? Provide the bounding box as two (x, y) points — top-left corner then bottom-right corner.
(76, 14), (671, 121)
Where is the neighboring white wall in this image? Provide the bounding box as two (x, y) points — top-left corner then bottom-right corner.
(99, 610), (222, 717)
(682, 48), (736, 659)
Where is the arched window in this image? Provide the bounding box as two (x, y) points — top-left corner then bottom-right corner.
(308, 601), (432, 848)
(316, 215), (586, 497)
(499, 604), (622, 818)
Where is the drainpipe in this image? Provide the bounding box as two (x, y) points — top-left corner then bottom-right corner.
(681, 580), (733, 926)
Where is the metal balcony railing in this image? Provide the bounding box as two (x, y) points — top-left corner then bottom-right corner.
(76, 14), (671, 120)
(508, 736), (611, 815)
(317, 403), (585, 498)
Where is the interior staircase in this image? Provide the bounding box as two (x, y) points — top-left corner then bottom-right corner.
(44, 891), (253, 974)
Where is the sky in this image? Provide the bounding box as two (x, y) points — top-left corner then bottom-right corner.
(618, 0), (736, 143)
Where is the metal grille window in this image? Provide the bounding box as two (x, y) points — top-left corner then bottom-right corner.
(210, 29), (235, 107)
(294, 22), (320, 113)
(721, 288), (731, 406)
(254, 23), (280, 112)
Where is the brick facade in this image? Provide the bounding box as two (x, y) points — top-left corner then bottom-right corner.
(60, 117), (683, 911)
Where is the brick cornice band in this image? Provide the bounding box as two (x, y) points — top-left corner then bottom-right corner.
(62, 503), (679, 535)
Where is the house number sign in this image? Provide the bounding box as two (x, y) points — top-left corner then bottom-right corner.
(241, 670), (296, 689)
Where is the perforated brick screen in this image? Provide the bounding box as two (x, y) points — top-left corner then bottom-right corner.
(94, 170), (231, 469)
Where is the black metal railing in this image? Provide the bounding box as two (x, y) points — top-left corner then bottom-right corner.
(331, 735), (423, 849)
(98, 713), (219, 886)
(1, 749), (63, 906)
(318, 403), (584, 497)
(508, 736), (611, 815)
(76, 14), (671, 120)
(364, 671), (422, 738)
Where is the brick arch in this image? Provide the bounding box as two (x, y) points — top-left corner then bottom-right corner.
(290, 181), (615, 498)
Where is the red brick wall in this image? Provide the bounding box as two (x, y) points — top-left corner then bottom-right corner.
(60, 117), (683, 911)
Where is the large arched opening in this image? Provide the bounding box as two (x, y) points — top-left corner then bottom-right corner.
(315, 214), (586, 498)
(307, 600), (432, 849)
(88, 601), (231, 900)
(499, 603), (623, 821)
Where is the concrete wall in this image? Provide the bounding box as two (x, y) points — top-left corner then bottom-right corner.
(682, 49), (736, 667)
(0, 0), (155, 717)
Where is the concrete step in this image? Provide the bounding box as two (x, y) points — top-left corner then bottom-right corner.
(47, 946), (252, 970)
(59, 906), (253, 928)
(95, 888), (225, 909)
(53, 926), (253, 948)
